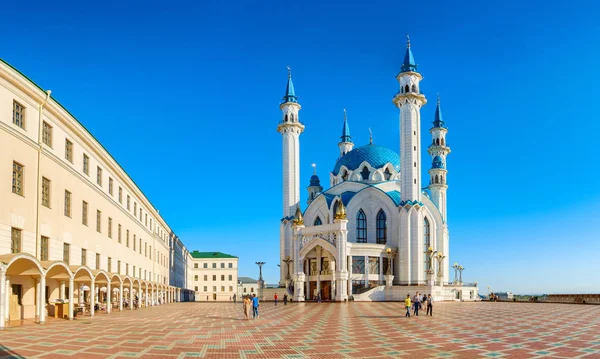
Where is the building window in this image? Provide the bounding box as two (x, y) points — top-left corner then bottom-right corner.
(109, 177), (113, 195)
(127, 195), (130, 210)
(42, 121), (52, 147)
(204, 275), (207, 281)
(221, 286), (225, 292)
(314, 216), (322, 226)
(376, 209), (387, 244)
(203, 263), (208, 269)
(96, 210), (101, 232)
(82, 201), (88, 226)
(221, 263), (225, 269)
(41, 236), (49, 261)
(212, 263), (216, 269)
(361, 166), (370, 180)
(108, 257), (112, 272)
(63, 243), (70, 264)
(133, 234), (136, 251)
(118, 187), (122, 203)
(250, 287), (254, 293)
(134, 202), (137, 216)
(424, 217), (431, 270)
(125, 263), (129, 276)
(65, 139), (73, 163)
(194, 263), (198, 268)
(213, 286), (217, 293)
(118, 224), (122, 243)
(12, 162), (24, 196)
(195, 286), (199, 292)
(221, 275), (225, 281)
(83, 154), (89, 175)
(139, 238), (142, 254)
(356, 209), (367, 243)
(133, 265), (136, 277)
(145, 213), (147, 226)
(96, 167), (102, 186)
(212, 275), (216, 281)
(203, 286), (207, 292)
(117, 260), (121, 274)
(64, 190), (71, 217)
(194, 275), (198, 281)
(229, 286), (233, 292)
(243, 288), (247, 293)
(81, 248), (87, 266)
(144, 242), (147, 257)
(228, 275), (232, 281)
(126, 229), (130, 247)
(12, 100), (25, 129)
(42, 177), (51, 207)
(228, 263), (233, 269)
(11, 228), (22, 253)
(108, 217), (112, 238)
(96, 253), (100, 270)
(352, 256), (365, 274)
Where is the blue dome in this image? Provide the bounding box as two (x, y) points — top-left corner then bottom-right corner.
(332, 144), (400, 176)
(309, 174), (321, 187)
(432, 156), (445, 169)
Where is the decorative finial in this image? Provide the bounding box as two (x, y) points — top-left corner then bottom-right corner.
(335, 200), (347, 220)
(343, 108), (347, 121)
(293, 205), (304, 225)
(406, 34), (411, 48)
(369, 127), (373, 144)
(287, 66), (291, 78)
(312, 163), (317, 175)
(437, 93), (440, 106)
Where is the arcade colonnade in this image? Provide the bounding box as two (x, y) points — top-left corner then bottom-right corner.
(0, 253), (183, 329)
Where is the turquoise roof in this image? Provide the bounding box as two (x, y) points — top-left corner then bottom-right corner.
(323, 191), (358, 208)
(432, 156), (444, 169)
(400, 38), (417, 73)
(282, 73), (298, 103)
(309, 174), (321, 187)
(433, 96), (445, 128)
(332, 144), (400, 176)
(386, 190), (402, 206)
(341, 110), (352, 143)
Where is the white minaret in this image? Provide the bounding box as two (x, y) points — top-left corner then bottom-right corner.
(428, 95), (450, 221)
(393, 36), (427, 203)
(338, 109), (354, 158)
(277, 67), (304, 285)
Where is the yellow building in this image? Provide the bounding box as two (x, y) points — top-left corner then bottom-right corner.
(190, 251), (238, 301)
(0, 59), (201, 327)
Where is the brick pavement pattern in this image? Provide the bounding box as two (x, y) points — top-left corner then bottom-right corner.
(0, 302), (599, 358)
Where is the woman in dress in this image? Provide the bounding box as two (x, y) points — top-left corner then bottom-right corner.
(243, 295), (252, 320)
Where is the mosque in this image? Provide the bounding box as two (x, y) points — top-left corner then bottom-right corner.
(277, 38), (478, 302)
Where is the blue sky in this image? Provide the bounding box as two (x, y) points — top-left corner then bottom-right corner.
(2, 0), (599, 294)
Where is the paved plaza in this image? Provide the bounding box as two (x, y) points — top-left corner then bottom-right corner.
(1, 301), (599, 358)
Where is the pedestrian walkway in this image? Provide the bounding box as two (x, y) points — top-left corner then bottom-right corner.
(0, 302), (599, 358)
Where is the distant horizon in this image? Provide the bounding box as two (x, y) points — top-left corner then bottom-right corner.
(2, 0), (599, 294)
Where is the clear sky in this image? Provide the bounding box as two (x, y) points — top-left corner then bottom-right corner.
(2, 0), (599, 294)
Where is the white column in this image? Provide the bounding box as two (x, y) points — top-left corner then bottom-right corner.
(60, 281), (65, 300)
(0, 270), (6, 329)
(39, 274), (46, 324)
(68, 278), (74, 320)
(106, 282), (111, 314)
(119, 282), (123, 311)
(90, 281), (95, 317)
(35, 279), (41, 322)
(129, 286), (133, 310)
(145, 287), (149, 308)
(347, 256), (353, 297)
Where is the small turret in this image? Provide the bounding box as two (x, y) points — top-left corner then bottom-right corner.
(338, 109), (354, 158)
(307, 164), (323, 205)
(428, 95), (450, 221)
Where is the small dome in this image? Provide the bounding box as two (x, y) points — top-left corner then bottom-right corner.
(309, 174), (321, 187)
(432, 156), (445, 169)
(332, 144), (400, 176)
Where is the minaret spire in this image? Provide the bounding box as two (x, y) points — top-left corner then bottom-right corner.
(401, 34), (417, 73)
(433, 93), (445, 128)
(428, 94), (451, 222)
(283, 66), (298, 103)
(338, 108), (354, 159)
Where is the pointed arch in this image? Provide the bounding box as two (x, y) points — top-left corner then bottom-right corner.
(412, 84), (417, 93)
(376, 209), (387, 244)
(436, 138), (440, 145)
(435, 175), (439, 184)
(361, 166), (370, 180)
(356, 209), (367, 243)
(285, 114), (288, 122)
(405, 84), (410, 93)
(384, 167), (392, 181)
(313, 216), (322, 226)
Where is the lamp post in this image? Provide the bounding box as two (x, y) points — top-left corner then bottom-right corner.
(457, 265), (464, 284)
(424, 246), (437, 275)
(452, 263), (460, 284)
(384, 248), (396, 287)
(282, 256), (293, 282)
(435, 252), (446, 285)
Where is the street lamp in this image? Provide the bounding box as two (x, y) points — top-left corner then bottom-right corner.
(457, 265), (465, 284)
(282, 256), (293, 281)
(424, 246), (437, 275)
(452, 263), (460, 284)
(385, 248), (397, 275)
(255, 262), (265, 281)
(435, 252), (446, 280)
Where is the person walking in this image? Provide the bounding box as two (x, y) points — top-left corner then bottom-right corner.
(283, 294), (288, 305)
(233, 293), (237, 303)
(405, 294), (412, 318)
(243, 295), (252, 320)
(317, 292), (321, 303)
(413, 292), (421, 316)
(426, 294), (434, 316)
(252, 294), (260, 319)
(274, 293), (278, 306)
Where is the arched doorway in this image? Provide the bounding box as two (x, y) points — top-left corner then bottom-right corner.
(0, 254), (45, 326)
(43, 262), (73, 319)
(299, 241), (338, 301)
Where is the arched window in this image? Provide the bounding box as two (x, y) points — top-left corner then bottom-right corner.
(356, 209), (367, 243)
(376, 210), (387, 244)
(314, 216), (322, 226)
(285, 114), (288, 122)
(412, 84), (417, 93)
(405, 84), (410, 93)
(291, 114), (295, 122)
(341, 170), (348, 181)
(424, 217), (431, 271)
(384, 168), (391, 181)
(436, 138), (440, 145)
(435, 175), (439, 184)
(441, 138), (445, 146)
(361, 167), (370, 180)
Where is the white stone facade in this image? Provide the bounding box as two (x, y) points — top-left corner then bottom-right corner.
(190, 253), (238, 301)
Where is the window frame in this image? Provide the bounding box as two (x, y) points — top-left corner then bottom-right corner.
(42, 121), (53, 147)
(12, 161), (24, 196)
(12, 100), (26, 129)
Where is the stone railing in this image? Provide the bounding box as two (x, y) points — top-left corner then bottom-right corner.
(544, 294), (600, 304)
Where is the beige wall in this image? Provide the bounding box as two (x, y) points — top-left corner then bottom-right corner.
(191, 258), (238, 301)
(0, 60), (177, 287)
